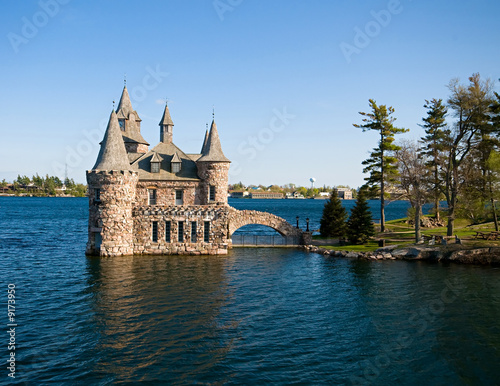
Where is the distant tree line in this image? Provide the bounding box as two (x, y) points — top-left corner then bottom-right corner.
(1, 175), (87, 197)
(353, 73), (500, 240)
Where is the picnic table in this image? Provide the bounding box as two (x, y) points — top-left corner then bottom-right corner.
(474, 231), (500, 240)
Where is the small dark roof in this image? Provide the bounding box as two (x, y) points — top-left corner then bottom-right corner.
(197, 120), (230, 163)
(151, 152), (163, 163)
(92, 110), (132, 171)
(171, 152), (181, 163)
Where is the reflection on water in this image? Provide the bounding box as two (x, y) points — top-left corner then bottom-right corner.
(1, 197), (499, 384)
(85, 255), (232, 383)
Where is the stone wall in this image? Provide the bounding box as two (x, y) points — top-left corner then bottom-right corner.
(86, 170), (138, 256)
(136, 181), (200, 206)
(132, 205), (231, 255)
(196, 162), (230, 205)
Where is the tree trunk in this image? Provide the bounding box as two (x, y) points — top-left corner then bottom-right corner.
(447, 160), (459, 237)
(434, 161), (440, 220)
(492, 198), (499, 232)
(488, 173), (498, 232)
(415, 202), (421, 243)
(380, 132), (385, 232)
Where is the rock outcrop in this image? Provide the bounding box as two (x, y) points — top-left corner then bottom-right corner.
(302, 244), (500, 265)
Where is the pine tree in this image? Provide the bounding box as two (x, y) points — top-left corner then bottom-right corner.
(418, 98), (449, 220)
(319, 190), (348, 238)
(347, 189), (375, 244)
(354, 99), (408, 232)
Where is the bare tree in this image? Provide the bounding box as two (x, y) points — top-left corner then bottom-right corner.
(396, 140), (430, 243)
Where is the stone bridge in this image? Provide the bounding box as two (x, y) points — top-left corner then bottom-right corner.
(227, 208), (303, 239)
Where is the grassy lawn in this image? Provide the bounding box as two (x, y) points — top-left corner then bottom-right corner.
(314, 216), (500, 251)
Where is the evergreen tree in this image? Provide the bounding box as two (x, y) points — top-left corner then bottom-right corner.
(354, 99), (408, 232)
(347, 189), (375, 244)
(319, 190), (348, 238)
(419, 98), (449, 220)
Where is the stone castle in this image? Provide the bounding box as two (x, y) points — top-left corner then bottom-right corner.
(86, 86), (302, 256)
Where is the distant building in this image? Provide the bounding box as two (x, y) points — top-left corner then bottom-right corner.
(230, 190), (249, 198)
(250, 191), (283, 199)
(336, 188), (353, 200)
(286, 191), (305, 199)
(318, 192), (330, 198)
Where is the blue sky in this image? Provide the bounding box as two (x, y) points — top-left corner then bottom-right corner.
(1, 0), (499, 188)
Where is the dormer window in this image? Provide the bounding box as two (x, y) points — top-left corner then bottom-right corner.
(171, 152), (181, 174)
(118, 120), (125, 131)
(150, 152), (163, 173)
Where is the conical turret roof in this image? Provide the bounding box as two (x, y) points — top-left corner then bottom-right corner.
(197, 120), (230, 162)
(159, 103), (174, 126)
(92, 110), (132, 171)
(116, 86), (134, 119)
(200, 128), (209, 154)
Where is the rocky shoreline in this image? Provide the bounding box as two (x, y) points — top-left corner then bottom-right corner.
(301, 244), (500, 265)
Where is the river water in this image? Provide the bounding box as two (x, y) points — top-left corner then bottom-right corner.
(1, 197), (499, 385)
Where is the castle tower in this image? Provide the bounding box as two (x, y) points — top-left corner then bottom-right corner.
(159, 102), (174, 143)
(116, 86), (149, 153)
(196, 119), (231, 205)
(86, 110), (138, 256)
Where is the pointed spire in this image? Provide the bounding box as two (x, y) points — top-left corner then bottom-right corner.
(93, 110), (132, 171)
(198, 119), (230, 163)
(159, 102), (174, 126)
(201, 126), (209, 154)
(159, 102), (174, 143)
(116, 86), (133, 119)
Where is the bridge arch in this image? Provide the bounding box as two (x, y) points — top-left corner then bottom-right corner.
(227, 209), (302, 238)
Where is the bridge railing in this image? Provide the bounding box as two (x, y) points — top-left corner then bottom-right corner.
(232, 234), (300, 247)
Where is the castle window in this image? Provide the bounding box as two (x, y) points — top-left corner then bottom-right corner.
(119, 120), (125, 131)
(165, 221), (171, 243)
(191, 221), (197, 243)
(172, 162), (181, 173)
(175, 190), (183, 205)
(171, 152), (182, 174)
(95, 188), (101, 202)
(152, 221), (158, 242)
(178, 221), (184, 242)
(151, 162), (160, 173)
(150, 152), (163, 173)
(204, 221), (210, 243)
(148, 189), (157, 205)
(209, 185), (216, 202)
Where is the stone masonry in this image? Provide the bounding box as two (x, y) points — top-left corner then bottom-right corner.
(86, 86), (302, 257)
